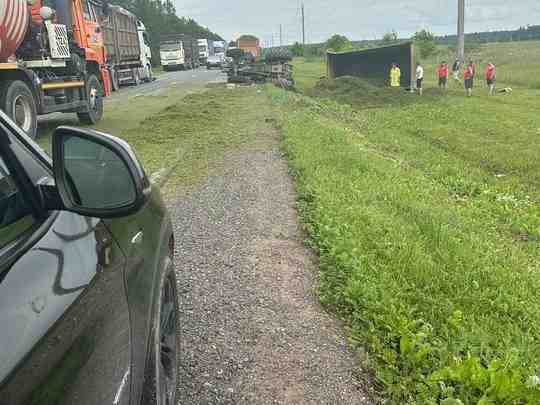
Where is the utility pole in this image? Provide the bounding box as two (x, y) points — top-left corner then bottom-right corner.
(280, 24), (283, 46)
(301, 2), (306, 46)
(457, 0), (465, 62)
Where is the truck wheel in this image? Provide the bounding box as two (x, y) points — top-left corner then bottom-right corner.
(77, 74), (104, 125)
(1, 80), (38, 139)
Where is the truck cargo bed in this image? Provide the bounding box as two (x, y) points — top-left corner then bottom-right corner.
(102, 5), (141, 65)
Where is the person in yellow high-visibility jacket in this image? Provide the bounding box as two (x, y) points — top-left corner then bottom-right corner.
(390, 63), (401, 87)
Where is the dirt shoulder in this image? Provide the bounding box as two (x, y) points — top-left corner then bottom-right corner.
(169, 87), (375, 404)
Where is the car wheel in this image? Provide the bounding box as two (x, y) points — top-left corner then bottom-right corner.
(143, 260), (179, 405)
(77, 74), (104, 125)
(1, 80), (38, 138)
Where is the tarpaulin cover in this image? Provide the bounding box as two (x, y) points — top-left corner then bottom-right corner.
(327, 42), (414, 87)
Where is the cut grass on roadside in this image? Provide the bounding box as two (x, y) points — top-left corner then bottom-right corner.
(37, 81), (210, 152)
(118, 85), (274, 192)
(267, 41), (540, 404)
(38, 84), (275, 194)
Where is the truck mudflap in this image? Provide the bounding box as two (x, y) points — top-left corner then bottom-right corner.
(100, 66), (112, 96)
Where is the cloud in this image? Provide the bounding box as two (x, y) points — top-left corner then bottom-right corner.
(173, 0), (540, 43)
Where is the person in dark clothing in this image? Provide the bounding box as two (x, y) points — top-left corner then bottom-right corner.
(452, 59), (461, 83)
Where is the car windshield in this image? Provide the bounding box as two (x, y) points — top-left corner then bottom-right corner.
(160, 43), (181, 52)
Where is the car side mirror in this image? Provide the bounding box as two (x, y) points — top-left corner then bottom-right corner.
(52, 126), (150, 218)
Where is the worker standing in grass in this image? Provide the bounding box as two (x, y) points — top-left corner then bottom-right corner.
(416, 62), (424, 95)
(452, 58), (461, 83)
(437, 61), (449, 91)
(485, 62), (497, 95)
(390, 63), (401, 87)
(464, 61), (475, 97)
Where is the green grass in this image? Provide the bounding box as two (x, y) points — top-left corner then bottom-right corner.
(292, 57), (327, 93)
(268, 41), (540, 403)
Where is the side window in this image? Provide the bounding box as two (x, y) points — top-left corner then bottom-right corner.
(0, 158), (35, 249)
(81, 0), (94, 21)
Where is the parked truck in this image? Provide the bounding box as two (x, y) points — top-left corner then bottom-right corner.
(101, 5), (152, 89)
(197, 38), (209, 65)
(0, 0), (112, 138)
(160, 35), (199, 71)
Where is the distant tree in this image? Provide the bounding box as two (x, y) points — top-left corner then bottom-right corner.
(413, 29), (436, 58)
(382, 30), (398, 44)
(290, 42), (304, 57)
(228, 40), (237, 48)
(325, 34), (352, 52)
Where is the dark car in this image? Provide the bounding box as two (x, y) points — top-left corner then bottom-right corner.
(0, 110), (178, 405)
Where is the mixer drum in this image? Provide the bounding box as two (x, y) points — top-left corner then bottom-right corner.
(0, 0), (30, 62)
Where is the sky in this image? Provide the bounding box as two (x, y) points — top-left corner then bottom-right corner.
(174, 0), (540, 45)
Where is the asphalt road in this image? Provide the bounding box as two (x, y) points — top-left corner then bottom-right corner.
(107, 67), (225, 100)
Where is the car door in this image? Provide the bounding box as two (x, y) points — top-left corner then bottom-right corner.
(0, 121), (132, 405)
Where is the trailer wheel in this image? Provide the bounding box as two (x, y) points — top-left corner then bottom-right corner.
(1, 80), (38, 139)
(77, 74), (104, 125)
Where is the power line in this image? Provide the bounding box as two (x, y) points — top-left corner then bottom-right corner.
(301, 2), (306, 45)
(457, 0), (465, 61)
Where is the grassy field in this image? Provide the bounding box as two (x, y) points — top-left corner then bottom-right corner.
(268, 41), (540, 403)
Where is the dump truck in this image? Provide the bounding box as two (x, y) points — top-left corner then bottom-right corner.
(101, 5), (152, 90)
(160, 34), (199, 71)
(0, 0), (112, 138)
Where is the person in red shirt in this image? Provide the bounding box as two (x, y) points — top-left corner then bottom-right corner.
(485, 62), (496, 95)
(464, 61), (475, 97)
(437, 61), (449, 91)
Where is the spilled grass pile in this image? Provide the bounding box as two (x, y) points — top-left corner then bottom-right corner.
(267, 41), (540, 403)
(116, 86), (272, 191)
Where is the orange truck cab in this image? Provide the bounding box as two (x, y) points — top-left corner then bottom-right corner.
(0, 0), (112, 138)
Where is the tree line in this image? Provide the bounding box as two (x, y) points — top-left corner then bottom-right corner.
(111, 0), (223, 65)
(437, 25), (540, 44)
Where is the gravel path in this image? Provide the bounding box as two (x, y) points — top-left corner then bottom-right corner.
(170, 129), (373, 404)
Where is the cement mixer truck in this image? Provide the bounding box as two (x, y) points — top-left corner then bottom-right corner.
(0, 0), (113, 138)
